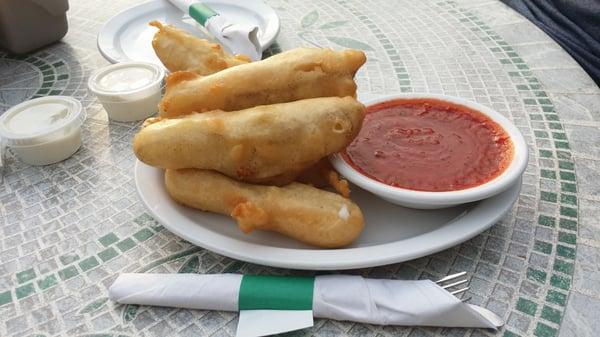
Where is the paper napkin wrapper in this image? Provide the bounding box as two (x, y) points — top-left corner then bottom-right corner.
(110, 273), (502, 336)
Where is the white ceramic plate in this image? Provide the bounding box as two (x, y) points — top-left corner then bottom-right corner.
(135, 160), (520, 270)
(97, 0), (280, 64)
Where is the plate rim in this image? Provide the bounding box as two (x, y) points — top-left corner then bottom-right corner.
(134, 160), (520, 270)
(97, 0), (280, 64)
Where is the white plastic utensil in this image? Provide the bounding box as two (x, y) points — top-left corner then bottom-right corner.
(168, 0), (262, 60)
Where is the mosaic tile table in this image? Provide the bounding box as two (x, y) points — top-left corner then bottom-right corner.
(1, 0), (599, 336)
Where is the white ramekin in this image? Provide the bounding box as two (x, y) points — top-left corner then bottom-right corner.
(88, 62), (164, 122)
(330, 93), (529, 209)
(0, 96), (85, 166)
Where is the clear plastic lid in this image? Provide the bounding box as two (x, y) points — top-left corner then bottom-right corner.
(88, 62), (165, 101)
(0, 96), (85, 146)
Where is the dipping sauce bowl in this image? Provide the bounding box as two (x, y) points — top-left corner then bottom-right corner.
(88, 62), (164, 122)
(0, 96), (85, 166)
(331, 93), (528, 209)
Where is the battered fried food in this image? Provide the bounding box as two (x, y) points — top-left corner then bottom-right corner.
(248, 169), (305, 187)
(325, 168), (351, 198)
(295, 158), (351, 197)
(159, 48), (366, 117)
(134, 97), (365, 181)
(165, 169), (364, 248)
(177, 157), (352, 196)
(150, 21), (250, 75)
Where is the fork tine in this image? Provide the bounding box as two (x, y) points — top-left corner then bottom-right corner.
(441, 279), (468, 289)
(461, 296), (472, 303)
(450, 287), (469, 296)
(435, 271), (467, 284)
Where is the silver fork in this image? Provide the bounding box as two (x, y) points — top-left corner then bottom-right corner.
(436, 271), (471, 302)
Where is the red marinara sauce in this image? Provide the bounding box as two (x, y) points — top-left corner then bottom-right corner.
(342, 98), (513, 192)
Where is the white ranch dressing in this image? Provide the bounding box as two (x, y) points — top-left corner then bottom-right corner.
(88, 62), (164, 122)
(0, 96), (85, 166)
(97, 66), (155, 92)
(4, 103), (70, 135)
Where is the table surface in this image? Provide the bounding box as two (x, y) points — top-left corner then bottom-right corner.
(1, 0), (599, 336)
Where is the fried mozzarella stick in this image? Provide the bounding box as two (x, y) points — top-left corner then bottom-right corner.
(165, 169), (364, 248)
(159, 47), (366, 117)
(150, 21), (250, 75)
(134, 97), (365, 181)
(296, 158), (351, 198)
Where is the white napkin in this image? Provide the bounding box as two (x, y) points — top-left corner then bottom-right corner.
(109, 273), (502, 333)
(314, 275), (501, 328)
(168, 0), (262, 61)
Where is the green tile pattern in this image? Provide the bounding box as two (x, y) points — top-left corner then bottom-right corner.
(58, 266), (78, 281)
(3, 53), (69, 100)
(133, 228), (154, 242)
(116, 238), (136, 252)
(538, 215), (556, 227)
(541, 306), (561, 324)
(553, 259), (574, 275)
(37, 275), (58, 290)
(0, 218), (166, 307)
(534, 323), (557, 337)
(79, 257), (100, 271)
(550, 274), (570, 290)
(15, 283), (34, 299)
(503, 331), (520, 337)
(517, 298), (537, 316)
(99, 233), (119, 247)
(527, 268), (547, 283)
(0, 0), (584, 336)
(437, 1), (579, 336)
(16, 268), (36, 284)
(98, 247), (119, 262)
(534, 240), (552, 254)
(557, 245), (576, 259)
(333, 0), (412, 92)
(0, 291), (12, 306)
(546, 290), (567, 306)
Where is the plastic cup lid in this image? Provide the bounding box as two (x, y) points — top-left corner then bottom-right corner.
(88, 61), (165, 97)
(0, 96), (85, 146)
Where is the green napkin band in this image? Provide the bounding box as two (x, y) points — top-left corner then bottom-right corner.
(238, 275), (315, 310)
(189, 3), (217, 26)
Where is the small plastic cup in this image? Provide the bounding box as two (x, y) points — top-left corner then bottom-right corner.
(88, 62), (164, 122)
(0, 96), (85, 166)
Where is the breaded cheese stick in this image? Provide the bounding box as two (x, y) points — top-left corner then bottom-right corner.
(204, 157), (351, 195)
(292, 157), (351, 197)
(134, 97), (365, 181)
(159, 47), (366, 117)
(150, 21), (250, 75)
(165, 169), (364, 248)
